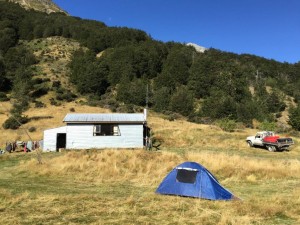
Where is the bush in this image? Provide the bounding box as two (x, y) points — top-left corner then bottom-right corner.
(32, 77), (50, 85)
(34, 101), (46, 108)
(28, 126), (36, 132)
(56, 91), (77, 102)
(0, 92), (9, 101)
(163, 111), (181, 121)
(216, 118), (237, 132)
(30, 87), (49, 98)
(49, 98), (60, 106)
(2, 115), (29, 130)
(52, 80), (61, 88)
(258, 121), (277, 131)
(288, 106), (300, 131)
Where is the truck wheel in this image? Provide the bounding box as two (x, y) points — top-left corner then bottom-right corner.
(267, 145), (276, 152)
(247, 141), (253, 147)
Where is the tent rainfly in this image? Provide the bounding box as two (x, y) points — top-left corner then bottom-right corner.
(156, 161), (238, 200)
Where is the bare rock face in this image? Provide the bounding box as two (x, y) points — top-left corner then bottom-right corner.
(186, 43), (207, 53)
(8, 0), (67, 14)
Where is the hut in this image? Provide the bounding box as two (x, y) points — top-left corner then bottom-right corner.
(43, 113), (147, 151)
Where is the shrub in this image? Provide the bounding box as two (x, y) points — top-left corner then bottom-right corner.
(52, 80), (61, 88)
(56, 91), (77, 102)
(0, 92), (9, 101)
(117, 104), (134, 113)
(164, 111), (181, 121)
(30, 87), (49, 98)
(50, 98), (60, 106)
(216, 118), (237, 132)
(70, 107), (75, 112)
(258, 121), (277, 131)
(32, 78), (44, 85)
(288, 106), (300, 131)
(2, 115), (29, 130)
(28, 127), (36, 132)
(34, 101), (46, 108)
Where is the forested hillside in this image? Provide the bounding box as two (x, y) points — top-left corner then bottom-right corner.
(1, 1), (300, 131)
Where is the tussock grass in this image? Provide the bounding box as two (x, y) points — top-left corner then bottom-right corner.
(1, 149), (299, 224)
(19, 150), (300, 183)
(1, 102), (300, 224)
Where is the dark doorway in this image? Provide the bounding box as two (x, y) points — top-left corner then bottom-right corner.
(56, 133), (66, 151)
(143, 124), (151, 146)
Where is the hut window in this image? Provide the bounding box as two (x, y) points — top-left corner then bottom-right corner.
(176, 169), (198, 184)
(93, 124), (120, 136)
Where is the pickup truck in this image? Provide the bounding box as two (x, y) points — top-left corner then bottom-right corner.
(246, 131), (294, 152)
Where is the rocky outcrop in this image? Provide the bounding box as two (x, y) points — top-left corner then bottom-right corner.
(186, 42), (207, 53)
(8, 0), (67, 14)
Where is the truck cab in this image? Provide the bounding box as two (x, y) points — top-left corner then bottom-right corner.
(247, 131), (274, 147)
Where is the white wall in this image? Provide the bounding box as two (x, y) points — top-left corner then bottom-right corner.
(66, 123), (143, 149)
(43, 126), (67, 152)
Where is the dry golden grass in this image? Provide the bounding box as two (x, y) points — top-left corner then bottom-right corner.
(0, 149), (298, 224)
(23, 36), (85, 92)
(19, 150), (300, 183)
(0, 101), (110, 145)
(1, 97), (300, 224)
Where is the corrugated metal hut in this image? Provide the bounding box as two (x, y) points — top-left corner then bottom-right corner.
(43, 113), (147, 151)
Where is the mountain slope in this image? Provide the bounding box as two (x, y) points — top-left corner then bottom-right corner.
(6, 0), (66, 14)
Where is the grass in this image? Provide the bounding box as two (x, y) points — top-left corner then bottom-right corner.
(0, 147), (300, 224)
(1, 84), (300, 224)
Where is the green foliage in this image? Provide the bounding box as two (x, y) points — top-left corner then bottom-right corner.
(56, 89), (77, 102)
(0, 0), (299, 127)
(69, 50), (109, 95)
(117, 78), (147, 106)
(153, 87), (171, 112)
(216, 118), (237, 132)
(201, 91), (237, 120)
(0, 92), (9, 101)
(0, 27), (17, 53)
(10, 67), (33, 115)
(2, 115), (29, 130)
(258, 121), (277, 131)
(4, 46), (36, 78)
(34, 101), (45, 108)
(28, 126), (36, 132)
(169, 86), (195, 116)
(30, 86), (49, 98)
(0, 59), (5, 88)
(188, 56), (217, 98)
(288, 106), (300, 131)
(155, 45), (193, 90)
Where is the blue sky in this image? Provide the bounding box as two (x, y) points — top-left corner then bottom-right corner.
(52, 0), (300, 64)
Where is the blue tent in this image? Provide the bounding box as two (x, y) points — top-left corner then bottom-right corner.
(156, 162), (236, 200)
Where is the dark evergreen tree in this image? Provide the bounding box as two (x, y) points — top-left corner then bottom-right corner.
(0, 27), (18, 53)
(153, 87), (172, 112)
(288, 105), (300, 131)
(69, 50), (109, 95)
(155, 45), (193, 90)
(169, 86), (195, 116)
(117, 77), (147, 106)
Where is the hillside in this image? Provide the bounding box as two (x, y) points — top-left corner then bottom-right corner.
(1, 0), (300, 135)
(21, 37), (86, 102)
(5, 0), (66, 14)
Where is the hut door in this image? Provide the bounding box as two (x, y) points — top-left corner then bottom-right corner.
(56, 133), (66, 151)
